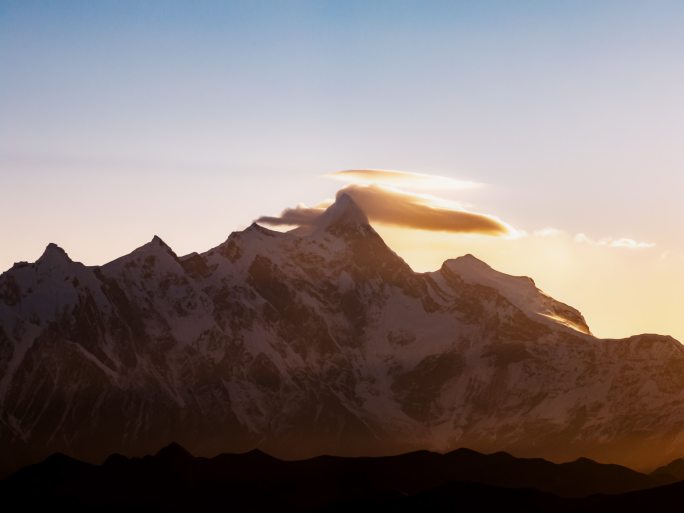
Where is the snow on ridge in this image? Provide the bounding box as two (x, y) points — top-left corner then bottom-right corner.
(441, 254), (590, 335)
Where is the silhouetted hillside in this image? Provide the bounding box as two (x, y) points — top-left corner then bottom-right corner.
(1, 444), (682, 512)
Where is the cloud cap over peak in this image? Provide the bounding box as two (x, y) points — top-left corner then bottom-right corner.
(258, 184), (512, 236)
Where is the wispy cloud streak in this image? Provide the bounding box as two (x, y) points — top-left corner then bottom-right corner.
(329, 169), (482, 190)
(574, 233), (656, 249)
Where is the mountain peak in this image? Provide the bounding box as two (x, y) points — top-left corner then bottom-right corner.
(444, 254), (535, 288)
(37, 243), (72, 266)
(101, 235), (178, 269)
(155, 442), (193, 461)
(118, 236), (177, 261)
(138, 235), (175, 255)
(451, 253), (491, 269)
(244, 222), (280, 237)
(312, 193), (370, 234)
(440, 253), (590, 335)
(149, 235), (175, 250)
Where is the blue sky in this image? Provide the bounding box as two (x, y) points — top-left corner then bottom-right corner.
(1, 1), (683, 339)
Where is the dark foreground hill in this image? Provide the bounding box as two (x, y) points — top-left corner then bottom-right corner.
(1, 443), (683, 512)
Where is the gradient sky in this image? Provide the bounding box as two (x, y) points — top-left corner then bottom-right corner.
(1, 1), (683, 341)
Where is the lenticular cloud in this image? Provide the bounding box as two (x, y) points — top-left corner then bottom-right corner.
(258, 184), (512, 236)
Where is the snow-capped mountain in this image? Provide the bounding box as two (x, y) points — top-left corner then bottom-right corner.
(1, 194), (683, 475)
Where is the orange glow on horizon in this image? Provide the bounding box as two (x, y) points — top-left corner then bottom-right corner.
(375, 224), (684, 344)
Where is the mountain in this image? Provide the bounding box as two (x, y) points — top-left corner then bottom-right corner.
(652, 458), (684, 482)
(0, 444), (678, 512)
(1, 194), (684, 476)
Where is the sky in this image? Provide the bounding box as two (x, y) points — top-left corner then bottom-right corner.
(1, 0), (683, 341)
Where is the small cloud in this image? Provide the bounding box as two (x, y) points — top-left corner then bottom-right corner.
(256, 205), (325, 227)
(258, 184), (514, 236)
(330, 169), (482, 191)
(574, 233), (593, 245)
(533, 227), (563, 238)
(574, 233), (655, 249)
(610, 238), (656, 249)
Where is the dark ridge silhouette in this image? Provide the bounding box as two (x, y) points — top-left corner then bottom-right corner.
(1, 443), (683, 512)
(652, 458), (684, 482)
(154, 441), (194, 462)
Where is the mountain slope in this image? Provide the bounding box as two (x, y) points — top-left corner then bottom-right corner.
(1, 194), (683, 475)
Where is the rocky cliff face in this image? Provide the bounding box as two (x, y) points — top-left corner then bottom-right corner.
(1, 194), (683, 475)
